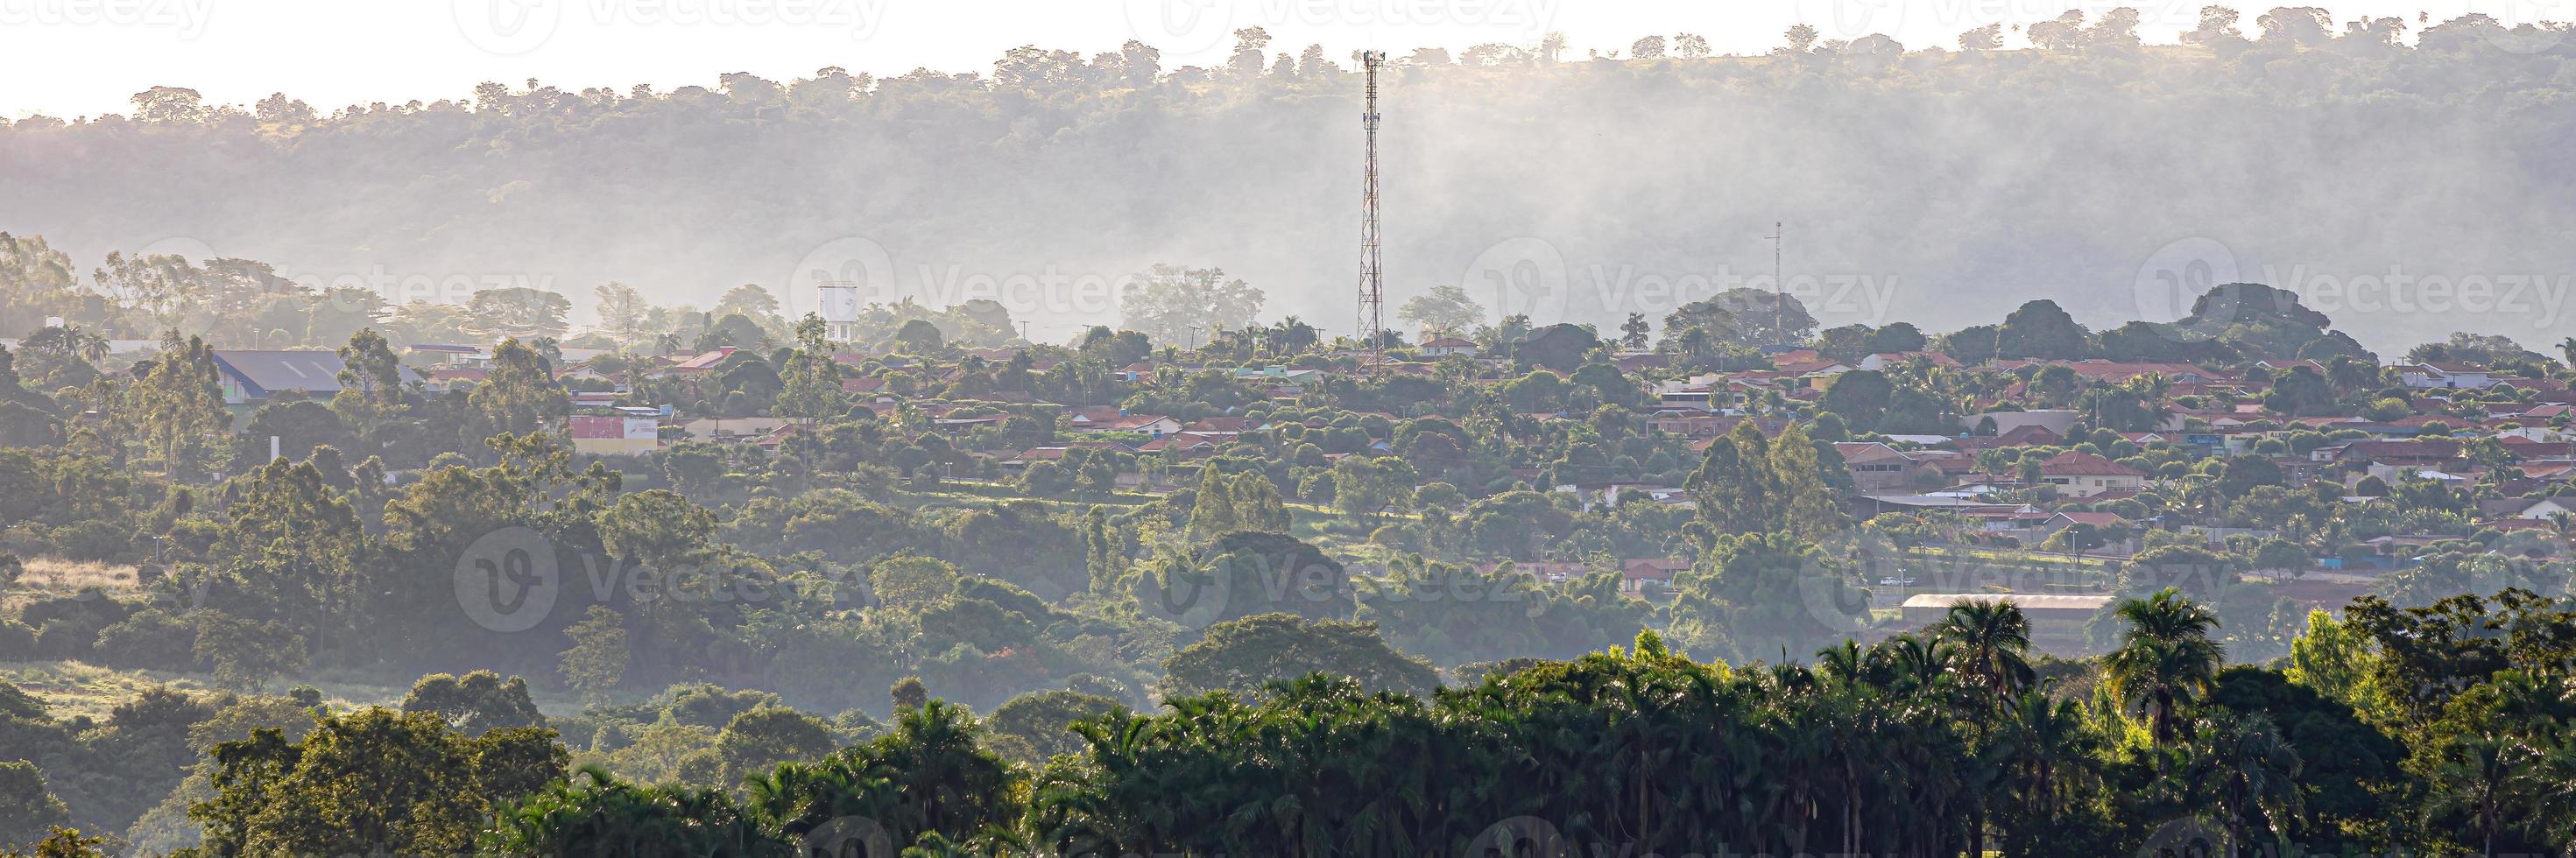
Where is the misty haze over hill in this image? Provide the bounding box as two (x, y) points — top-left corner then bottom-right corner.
(5, 10), (2575, 352)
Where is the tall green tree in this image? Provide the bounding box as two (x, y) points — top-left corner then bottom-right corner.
(2105, 587), (2226, 745)
(1396, 284), (1485, 337)
(469, 338), (568, 439)
(1116, 264), (1264, 348)
(1159, 613), (1435, 698)
(329, 327), (407, 444)
(463, 287), (573, 341)
(558, 606), (630, 707)
(124, 334), (230, 479)
(773, 315), (845, 423)
(186, 708), (565, 857)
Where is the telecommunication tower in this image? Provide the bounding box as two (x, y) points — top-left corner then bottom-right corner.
(1357, 50), (1387, 357)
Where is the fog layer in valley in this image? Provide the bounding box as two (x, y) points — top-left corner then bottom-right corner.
(4, 11), (2573, 352)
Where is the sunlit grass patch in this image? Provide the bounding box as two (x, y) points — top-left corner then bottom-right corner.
(0, 660), (418, 721)
(6, 557), (143, 611)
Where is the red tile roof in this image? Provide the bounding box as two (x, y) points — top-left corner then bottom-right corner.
(2038, 451), (2144, 477)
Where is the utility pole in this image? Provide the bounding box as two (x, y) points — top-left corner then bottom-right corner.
(1358, 50), (1387, 363)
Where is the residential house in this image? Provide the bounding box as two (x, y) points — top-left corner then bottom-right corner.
(570, 407), (662, 456)
(1963, 409), (2082, 437)
(1069, 412), (1181, 436)
(1856, 352), (1962, 371)
(212, 349), (423, 406)
(2036, 451), (2146, 498)
(1417, 337), (1479, 358)
(674, 416), (794, 441)
(660, 348), (739, 376)
(1137, 432), (1224, 460)
(1619, 559), (1690, 595)
(2400, 362), (2496, 390)
(1835, 442), (1925, 493)
(2482, 496), (2576, 522)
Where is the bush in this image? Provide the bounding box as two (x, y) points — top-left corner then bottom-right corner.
(32, 622), (98, 659)
(92, 608), (196, 670)
(46, 520), (131, 562)
(191, 612), (307, 692)
(18, 590), (131, 660)
(0, 621), (33, 658)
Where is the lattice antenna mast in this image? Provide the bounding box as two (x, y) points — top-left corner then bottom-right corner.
(1358, 50), (1387, 359)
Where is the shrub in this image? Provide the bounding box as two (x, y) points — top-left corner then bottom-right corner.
(92, 608), (197, 670)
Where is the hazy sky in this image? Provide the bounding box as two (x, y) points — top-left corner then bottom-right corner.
(0, 0), (2542, 119)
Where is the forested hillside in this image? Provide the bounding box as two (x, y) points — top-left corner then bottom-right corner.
(7, 10), (2576, 348)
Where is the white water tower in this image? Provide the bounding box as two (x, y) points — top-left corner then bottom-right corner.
(817, 280), (862, 343)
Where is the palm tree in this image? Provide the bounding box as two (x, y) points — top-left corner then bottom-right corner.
(1932, 599), (2036, 717)
(2185, 711), (2304, 856)
(1874, 632), (1958, 702)
(2104, 588), (2225, 745)
(1990, 687), (2099, 853)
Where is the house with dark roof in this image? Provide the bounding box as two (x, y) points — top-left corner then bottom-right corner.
(213, 350), (422, 405)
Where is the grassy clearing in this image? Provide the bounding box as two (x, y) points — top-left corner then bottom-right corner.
(898, 483), (1161, 512)
(7, 558), (144, 612)
(0, 660), (433, 722)
(1, 661), (210, 721)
